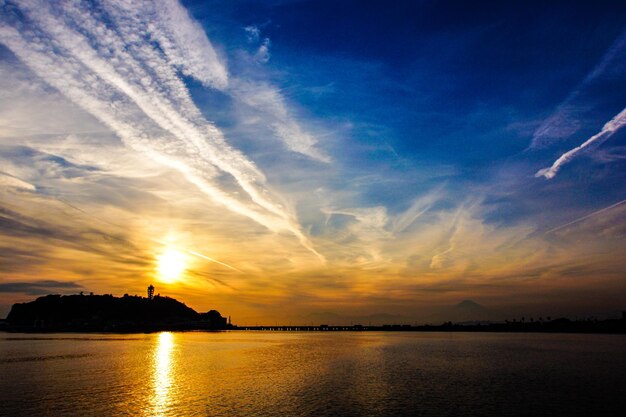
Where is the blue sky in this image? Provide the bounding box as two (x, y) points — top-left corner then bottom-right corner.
(186, 0), (626, 220)
(0, 0), (625, 322)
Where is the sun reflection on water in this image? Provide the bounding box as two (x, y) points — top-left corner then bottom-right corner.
(152, 332), (174, 416)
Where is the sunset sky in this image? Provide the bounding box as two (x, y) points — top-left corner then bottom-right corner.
(1, 0), (625, 324)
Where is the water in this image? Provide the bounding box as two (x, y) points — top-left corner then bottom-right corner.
(1, 332), (625, 416)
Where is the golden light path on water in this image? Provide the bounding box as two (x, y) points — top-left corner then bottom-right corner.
(152, 332), (174, 416)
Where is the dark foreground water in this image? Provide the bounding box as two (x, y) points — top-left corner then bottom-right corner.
(0, 332), (625, 416)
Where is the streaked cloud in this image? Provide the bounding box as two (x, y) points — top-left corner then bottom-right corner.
(536, 107), (626, 179)
(229, 80), (329, 163)
(530, 30), (626, 149)
(136, 0), (229, 90)
(0, 0), (322, 260)
(0, 280), (83, 295)
(0, 171), (35, 191)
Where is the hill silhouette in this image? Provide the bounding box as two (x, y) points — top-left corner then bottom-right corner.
(3, 293), (229, 332)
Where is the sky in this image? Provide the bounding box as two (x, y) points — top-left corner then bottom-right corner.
(1, 0), (625, 324)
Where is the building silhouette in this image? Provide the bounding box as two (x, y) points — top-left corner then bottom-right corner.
(147, 285), (155, 300)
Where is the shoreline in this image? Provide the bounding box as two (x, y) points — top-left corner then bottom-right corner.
(2, 321), (625, 335)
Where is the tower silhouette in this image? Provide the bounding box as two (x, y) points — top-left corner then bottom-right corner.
(147, 285), (155, 300)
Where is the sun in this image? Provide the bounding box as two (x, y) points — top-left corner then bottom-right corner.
(156, 249), (187, 284)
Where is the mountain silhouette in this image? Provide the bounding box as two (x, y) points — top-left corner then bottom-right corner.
(454, 299), (488, 312)
(427, 300), (495, 323)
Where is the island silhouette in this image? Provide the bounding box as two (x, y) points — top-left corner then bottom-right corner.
(1, 285), (231, 332)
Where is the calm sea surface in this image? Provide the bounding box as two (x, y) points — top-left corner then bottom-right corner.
(0, 331), (625, 416)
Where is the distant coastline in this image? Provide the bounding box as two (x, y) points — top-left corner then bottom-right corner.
(235, 318), (626, 334)
(2, 292), (625, 334)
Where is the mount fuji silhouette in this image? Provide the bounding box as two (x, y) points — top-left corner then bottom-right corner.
(427, 300), (495, 323)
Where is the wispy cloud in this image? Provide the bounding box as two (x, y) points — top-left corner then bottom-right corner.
(428, 202), (465, 270)
(536, 107), (626, 179)
(230, 79), (330, 162)
(229, 23), (329, 162)
(243, 24), (270, 63)
(530, 30), (626, 148)
(0, 171), (35, 191)
(244, 25), (261, 43)
(591, 145), (626, 163)
(392, 185), (444, 234)
(134, 0), (229, 90)
(0, 280), (82, 295)
(0, 0), (322, 259)
(255, 37), (271, 64)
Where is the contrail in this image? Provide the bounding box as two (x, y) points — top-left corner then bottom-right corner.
(187, 250), (241, 272)
(536, 107), (626, 179)
(545, 198), (626, 234)
(155, 237), (243, 272)
(133, 239), (242, 274)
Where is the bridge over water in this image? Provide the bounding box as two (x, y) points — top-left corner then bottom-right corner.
(235, 325), (416, 331)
